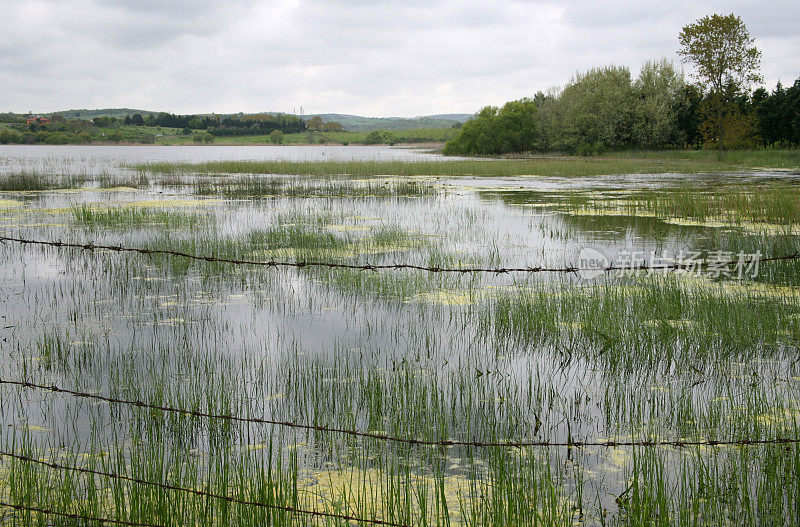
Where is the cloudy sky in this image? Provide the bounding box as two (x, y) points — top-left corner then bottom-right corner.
(1, 0), (798, 117)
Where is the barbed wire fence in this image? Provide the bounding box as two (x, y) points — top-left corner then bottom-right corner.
(1, 235), (799, 525)
(2, 379), (798, 449)
(1, 236), (799, 448)
(0, 501), (164, 527)
(0, 451), (411, 527)
(2, 235), (798, 274)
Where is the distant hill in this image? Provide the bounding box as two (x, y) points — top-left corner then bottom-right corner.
(304, 114), (472, 132)
(57, 108), (151, 120)
(44, 109), (473, 131)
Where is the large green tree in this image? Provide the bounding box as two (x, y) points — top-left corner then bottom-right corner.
(678, 14), (762, 151)
(306, 115), (324, 132)
(633, 59), (685, 148)
(552, 65), (635, 154)
(442, 98), (537, 155)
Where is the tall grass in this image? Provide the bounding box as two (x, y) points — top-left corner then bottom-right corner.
(0, 172), (77, 191)
(136, 149), (800, 178)
(70, 204), (212, 229)
(193, 176), (438, 198)
(131, 158), (745, 179)
(603, 148), (800, 169)
(2, 164), (800, 526)
(555, 186), (800, 224)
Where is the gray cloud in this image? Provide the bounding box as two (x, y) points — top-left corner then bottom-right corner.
(0, 0), (796, 116)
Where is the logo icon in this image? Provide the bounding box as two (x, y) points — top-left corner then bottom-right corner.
(577, 247), (609, 280)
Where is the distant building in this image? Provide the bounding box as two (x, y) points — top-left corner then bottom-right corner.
(27, 116), (50, 125)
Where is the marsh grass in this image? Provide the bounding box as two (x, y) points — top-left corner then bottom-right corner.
(133, 159), (722, 179)
(98, 171), (150, 189)
(193, 176), (438, 199)
(2, 163), (800, 527)
(0, 171), (151, 192)
(0, 172), (79, 191)
(70, 204), (212, 229)
(135, 149), (800, 179)
(602, 148), (800, 169)
(489, 276), (800, 373)
(557, 186), (800, 225)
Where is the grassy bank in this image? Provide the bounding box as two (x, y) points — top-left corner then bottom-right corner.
(135, 149), (800, 178)
(601, 148), (800, 168)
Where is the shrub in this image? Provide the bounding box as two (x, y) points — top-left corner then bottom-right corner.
(193, 133), (214, 144)
(269, 130), (284, 145)
(364, 130), (383, 145)
(45, 132), (75, 144)
(0, 129), (23, 144)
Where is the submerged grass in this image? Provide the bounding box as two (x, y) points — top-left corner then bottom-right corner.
(555, 186), (800, 225)
(70, 204), (212, 230)
(194, 176), (438, 198)
(0, 172), (79, 192)
(2, 162), (800, 526)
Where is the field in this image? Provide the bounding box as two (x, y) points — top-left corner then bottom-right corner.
(1, 153), (800, 526)
(158, 128), (458, 146)
(0, 120), (456, 146)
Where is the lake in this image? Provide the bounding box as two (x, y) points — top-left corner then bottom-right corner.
(1, 151), (799, 526)
(0, 144), (469, 175)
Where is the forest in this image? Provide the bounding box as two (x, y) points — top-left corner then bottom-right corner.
(443, 63), (800, 156)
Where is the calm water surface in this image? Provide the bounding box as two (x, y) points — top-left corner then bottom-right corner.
(1, 149), (798, 525)
(0, 144), (469, 175)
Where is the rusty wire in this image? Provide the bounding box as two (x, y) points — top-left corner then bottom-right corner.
(0, 451), (410, 527)
(2, 379), (798, 449)
(2, 228), (798, 526)
(0, 501), (163, 527)
(2, 235), (797, 274)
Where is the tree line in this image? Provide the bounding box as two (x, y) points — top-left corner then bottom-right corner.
(444, 14), (798, 156)
(123, 112), (308, 136)
(444, 66), (800, 156)
(0, 112), (348, 145)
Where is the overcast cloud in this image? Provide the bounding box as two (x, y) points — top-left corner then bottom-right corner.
(1, 0), (798, 116)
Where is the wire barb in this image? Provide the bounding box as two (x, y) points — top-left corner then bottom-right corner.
(0, 501), (163, 527)
(2, 379), (797, 449)
(0, 452), (410, 527)
(1, 235), (797, 274)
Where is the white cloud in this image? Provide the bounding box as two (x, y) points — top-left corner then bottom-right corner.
(0, 0), (796, 116)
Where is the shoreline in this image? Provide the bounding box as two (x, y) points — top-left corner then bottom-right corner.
(0, 141), (447, 148)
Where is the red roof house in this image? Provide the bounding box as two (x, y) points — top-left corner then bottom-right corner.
(27, 116), (50, 125)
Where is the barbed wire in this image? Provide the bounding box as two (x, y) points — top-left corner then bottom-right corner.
(0, 501), (163, 527)
(2, 231), (797, 526)
(0, 451), (410, 527)
(3, 379), (798, 449)
(2, 235), (798, 274)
